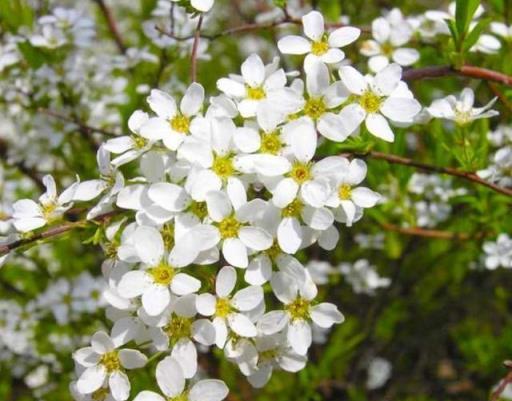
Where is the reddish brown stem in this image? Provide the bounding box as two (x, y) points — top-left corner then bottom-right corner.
(94, 0), (127, 54)
(403, 65), (512, 87)
(190, 16), (204, 83)
(349, 151), (512, 198)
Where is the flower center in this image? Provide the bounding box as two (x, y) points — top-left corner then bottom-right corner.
(247, 86), (266, 100)
(455, 110), (472, 126)
(212, 154), (235, 180)
(260, 132), (283, 155)
(92, 388), (110, 401)
(281, 198), (304, 218)
(359, 90), (382, 113)
(338, 184), (352, 200)
(105, 242), (118, 259)
(131, 135), (148, 150)
(259, 348), (279, 362)
(165, 315), (192, 341)
(41, 202), (58, 221)
(380, 41), (394, 57)
(304, 97), (327, 120)
(311, 40), (329, 56)
(285, 297), (310, 321)
(266, 241), (281, 260)
(215, 297), (233, 318)
(161, 224), (175, 251)
(170, 114), (190, 134)
(188, 201), (208, 220)
(100, 351), (121, 373)
(289, 162), (311, 184)
(149, 263), (175, 286)
(218, 216), (241, 239)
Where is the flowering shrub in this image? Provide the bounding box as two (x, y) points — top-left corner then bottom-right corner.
(1, 1), (512, 400)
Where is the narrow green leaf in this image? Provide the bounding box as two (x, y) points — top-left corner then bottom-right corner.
(455, 0), (481, 37)
(463, 18), (491, 51)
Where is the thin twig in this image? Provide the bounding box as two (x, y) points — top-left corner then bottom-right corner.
(39, 108), (118, 137)
(403, 65), (512, 87)
(0, 211), (118, 257)
(190, 15), (204, 83)
(93, 0), (127, 54)
(380, 223), (487, 240)
(346, 150), (512, 198)
(0, 138), (45, 191)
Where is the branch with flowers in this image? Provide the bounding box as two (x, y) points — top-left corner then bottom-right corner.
(0, 1), (512, 401)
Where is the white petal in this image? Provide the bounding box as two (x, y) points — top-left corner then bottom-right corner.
(310, 303), (345, 328)
(339, 66), (366, 95)
(328, 26), (361, 47)
(189, 380), (229, 401)
(216, 265), (237, 297)
(278, 35), (311, 55)
(287, 320), (312, 355)
(147, 89), (176, 119)
(302, 11), (325, 41)
(181, 83), (204, 116)
(222, 238), (248, 268)
(142, 286), (171, 316)
(227, 313), (257, 337)
(119, 349), (148, 369)
(277, 217), (302, 254)
(171, 339), (197, 379)
(77, 365), (106, 394)
(156, 356), (185, 398)
(232, 285), (263, 311)
(239, 226), (273, 251)
(241, 54), (265, 87)
(365, 113), (394, 142)
(351, 187), (381, 208)
(171, 273), (202, 295)
(380, 97), (421, 123)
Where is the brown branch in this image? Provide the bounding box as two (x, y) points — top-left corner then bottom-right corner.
(381, 223), (484, 241)
(157, 16), (364, 43)
(403, 65), (512, 87)
(0, 211), (118, 257)
(347, 150), (512, 198)
(39, 108), (118, 137)
(0, 138), (45, 191)
(190, 16), (204, 83)
(93, 0), (127, 54)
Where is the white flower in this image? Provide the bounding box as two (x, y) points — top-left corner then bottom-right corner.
(146, 294), (216, 378)
(478, 147), (512, 188)
(483, 234), (512, 270)
(11, 175), (76, 232)
(133, 356), (228, 401)
(427, 87), (498, 126)
(325, 157), (381, 226)
(117, 226), (202, 316)
(361, 9), (419, 72)
(278, 11), (360, 69)
(217, 54), (291, 120)
(260, 272), (344, 355)
(196, 266), (263, 347)
(366, 357), (392, 390)
(170, 0), (215, 13)
(104, 111), (153, 167)
(140, 84), (206, 151)
(338, 63), (422, 142)
(245, 332), (307, 388)
(338, 259), (390, 295)
(73, 331), (147, 401)
(205, 188), (273, 268)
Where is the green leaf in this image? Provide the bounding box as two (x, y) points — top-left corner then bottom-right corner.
(447, 18), (459, 44)
(455, 0), (481, 37)
(463, 18), (491, 51)
(17, 41), (45, 69)
(0, 0), (34, 32)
